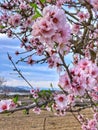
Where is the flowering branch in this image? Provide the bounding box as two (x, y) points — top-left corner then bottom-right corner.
(0, 0), (98, 129)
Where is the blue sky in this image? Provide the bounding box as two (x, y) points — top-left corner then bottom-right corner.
(0, 34), (73, 89)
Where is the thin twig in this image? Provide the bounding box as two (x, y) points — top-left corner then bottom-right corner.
(59, 53), (72, 82)
(7, 53), (33, 89)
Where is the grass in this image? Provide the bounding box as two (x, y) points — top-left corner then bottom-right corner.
(0, 108), (93, 130)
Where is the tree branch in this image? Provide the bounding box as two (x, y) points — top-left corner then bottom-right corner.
(7, 53), (33, 89)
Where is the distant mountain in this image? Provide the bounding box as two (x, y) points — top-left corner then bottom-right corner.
(0, 86), (30, 93)
(0, 85), (60, 93)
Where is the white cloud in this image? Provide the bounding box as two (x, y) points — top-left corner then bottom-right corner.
(0, 34), (8, 39)
(16, 64), (57, 73)
(2, 63), (57, 75)
(0, 67), (58, 83)
(0, 45), (24, 54)
(6, 78), (59, 89)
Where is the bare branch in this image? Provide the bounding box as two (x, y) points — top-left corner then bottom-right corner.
(7, 53), (33, 89)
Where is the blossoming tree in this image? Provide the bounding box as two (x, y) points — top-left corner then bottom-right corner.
(0, 0), (98, 129)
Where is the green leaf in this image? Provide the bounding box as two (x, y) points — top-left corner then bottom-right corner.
(32, 10), (42, 20)
(13, 95), (18, 103)
(95, 103), (98, 106)
(40, 0), (46, 3)
(29, 3), (38, 9)
(32, 14), (40, 20)
(0, 25), (5, 29)
(23, 109), (29, 115)
(41, 104), (45, 109)
(38, 90), (52, 98)
(30, 3), (42, 20)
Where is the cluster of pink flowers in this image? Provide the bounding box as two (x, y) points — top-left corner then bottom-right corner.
(8, 14), (21, 27)
(32, 107), (41, 115)
(59, 58), (98, 98)
(0, 99), (16, 113)
(0, 13), (9, 23)
(22, 17), (33, 29)
(47, 54), (61, 70)
(30, 89), (40, 99)
(81, 113), (98, 130)
(91, 0), (98, 10)
(0, 0), (98, 129)
(72, 24), (81, 34)
(53, 93), (75, 116)
(19, 2), (29, 10)
(32, 5), (71, 54)
(54, 94), (68, 110)
(77, 11), (89, 22)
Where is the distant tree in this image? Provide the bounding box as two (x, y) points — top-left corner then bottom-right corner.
(0, 76), (6, 87)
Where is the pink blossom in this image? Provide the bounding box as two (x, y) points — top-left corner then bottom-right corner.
(91, 0), (98, 10)
(47, 57), (55, 68)
(77, 11), (89, 22)
(25, 45), (32, 51)
(32, 20), (41, 36)
(8, 14), (21, 27)
(71, 76), (86, 96)
(32, 5), (71, 50)
(32, 17), (56, 42)
(67, 94), (75, 105)
(0, 13), (9, 22)
(53, 23), (71, 44)
(89, 66), (98, 77)
(36, 45), (45, 55)
(94, 113), (98, 122)
(40, 19), (55, 39)
(29, 37), (39, 47)
(81, 124), (88, 130)
(78, 114), (84, 123)
(47, 54), (61, 70)
(30, 89), (35, 95)
(54, 94), (68, 109)
(58, 58), (98, 96)
(19, 2), (28, 10)
(54, 109), (66, 116)
(58, 73), (72, 93)
(86, 76), (97, 90)
(57, 43), (70, 56)
(0, 100), (8, 112)
(33, 107), (41, 114)
(7, 30), (12, 37)
(88, 119), (97, 129)
(0, 99), (16, 112)
(23, 17), (33, 28)
(46, 106), (51, 111)
(27, 57), (35, 65)
(43, 5), (66, 28)
(78, 59), (91, 70)
(9, 101), (16, 109)
(72, 24), (80, 34)
(82, 119), (98, 130)
(91, 86), (98, 101)
(30, 89), (39, 99)
(73, 53), (79, 65)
